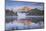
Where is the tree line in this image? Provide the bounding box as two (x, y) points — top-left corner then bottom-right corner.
(5, 8), (44, 16)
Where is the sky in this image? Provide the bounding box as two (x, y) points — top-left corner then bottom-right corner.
(5, 0), (44, 10)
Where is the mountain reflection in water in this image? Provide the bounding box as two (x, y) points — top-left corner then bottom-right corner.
(5, 16), (44, 30)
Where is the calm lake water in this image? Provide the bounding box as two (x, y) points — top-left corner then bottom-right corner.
(5, 16), (44, 30)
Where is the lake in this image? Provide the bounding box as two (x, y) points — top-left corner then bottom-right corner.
(5, 16), (44, 30)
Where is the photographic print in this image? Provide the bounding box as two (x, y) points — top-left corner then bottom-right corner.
(5, 0), (44, 31)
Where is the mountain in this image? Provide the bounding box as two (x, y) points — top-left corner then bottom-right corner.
(13, 6), (32, 12)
